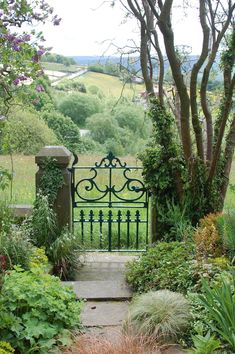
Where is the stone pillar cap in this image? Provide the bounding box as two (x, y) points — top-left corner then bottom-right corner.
(35, 146), (72, 166)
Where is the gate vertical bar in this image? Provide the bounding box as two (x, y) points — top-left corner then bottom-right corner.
(126, 210), (131, 248)
(108, 210), (112, 252)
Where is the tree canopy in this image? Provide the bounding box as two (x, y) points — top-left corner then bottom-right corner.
(121, 0), (235, 239)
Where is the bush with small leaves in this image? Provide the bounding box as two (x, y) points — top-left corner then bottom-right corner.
(126, 241), (195, 294)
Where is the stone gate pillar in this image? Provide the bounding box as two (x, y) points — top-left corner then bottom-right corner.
(35, 146), (72, 231)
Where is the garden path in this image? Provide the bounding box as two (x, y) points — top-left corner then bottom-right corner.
(63, 253), (185, 353)
(64, 253), (134, 333)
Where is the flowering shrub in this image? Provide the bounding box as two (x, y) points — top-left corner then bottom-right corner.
(0, 0), (60, 112)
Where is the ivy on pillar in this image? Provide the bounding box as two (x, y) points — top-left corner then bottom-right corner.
(35, 146), (72, 231)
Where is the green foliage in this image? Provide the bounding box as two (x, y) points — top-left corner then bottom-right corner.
(58, 93), (102, 127)
(216, 213), (235, 261)
(199, 269), (235, 351)
(0, 268), (82, 353)
(186, 292), (212, 344)
(28, 247), (49, 272)
(1, 110), (57, 155)
(56, 79), (86, 93)
(28, 194), (57, 249)
(189, 332), (221, 354)
(124, 290), (190, 343)
(28, 195), (79, 280)
(42, 110), (82, 152)
(0, 228), (34, 271)
(113, 104), (148, 138)
(42, 53), (76, 66)
(139, 98), (188, 237)
(88, 62), (119, 77)
(0, 166), (11, 192)
(125, 241), (195, 294)
(0, 202), (13, 235)
(0, 341), (14, 354)
(49, 229), (82, 280)
(158, 200), (193, 242)
(88, 85), (104, 98)
(38, 158), (64, 205)
(86, 113), (119, 144)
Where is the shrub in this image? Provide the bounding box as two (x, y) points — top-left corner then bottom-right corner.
(42, 110), (82, 152)
(27, 194), (81, 279)
(125, 241), (195, 294)
(0, 227), (34, 271)
(0, 342), (14, 354)
(28, 247), (50, 272)
(58, 93), (102, 127)
(49, 229), (82, 280)
(1, 110), (57, 154)
(113, 104), (148, 137)
(124, 290), (190, 343)
(194, 213), (223, 258)
(88, 85), (104, 98)
(216, 213), (235, 261)
(199, 269), (235, 351)
(86, 113), (119, 144)
(0, 268), (82, 353)
(27, 194), (58, 249)
(188, 332), (221, 354)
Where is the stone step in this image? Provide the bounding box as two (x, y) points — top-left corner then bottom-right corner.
(81, 301), (129, 327)
(64, 280), (133, 300)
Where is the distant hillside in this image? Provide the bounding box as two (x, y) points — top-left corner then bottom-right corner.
(73, 55), (223, 82)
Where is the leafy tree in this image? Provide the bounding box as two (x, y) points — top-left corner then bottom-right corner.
(42, 110), (82, 152)
(86, 112), (119, 144)
(1, 110), (58, 155)
(122, 0), (235, 239)
(42, 53), (76, 66)
(0, 0), (61, 114)
(113, 104), (150, 138)
(58, 93), (102, 127)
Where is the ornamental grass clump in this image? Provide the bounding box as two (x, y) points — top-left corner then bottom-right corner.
(63, 333), (162, 354)
(124, 290), (191, 343)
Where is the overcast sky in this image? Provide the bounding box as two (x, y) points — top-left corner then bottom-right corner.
(40, 0), (203, 56)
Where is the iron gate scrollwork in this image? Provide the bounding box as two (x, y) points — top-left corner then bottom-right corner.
(70, 152), (149, 252)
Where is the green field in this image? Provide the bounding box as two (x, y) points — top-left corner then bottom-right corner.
(0, 154), (142, 204)
(0, 154), (234, 211)
(73, 72), (145, 98)
(42, 62), (82, 73)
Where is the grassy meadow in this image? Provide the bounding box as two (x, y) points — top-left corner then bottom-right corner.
(0, 154), (234, 210)
(0, 154), (143, 204)
(73, 72), (145, 98)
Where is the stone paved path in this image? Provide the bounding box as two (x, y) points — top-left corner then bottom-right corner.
(64, 253), (136, 329)
(63, 253), (185, 353)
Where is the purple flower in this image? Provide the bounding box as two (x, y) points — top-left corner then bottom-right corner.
(13, 78), (20, 86)
(0, 12), (3, 18)
(23, 34), (31, 42)
(53, 16), (61, 26)
(36, 84), (45, 92)
(18, 75), (28, 81)
(12, 44), (20, 51)
(37, 49), (45, 56)
(32, 54), (39, 62)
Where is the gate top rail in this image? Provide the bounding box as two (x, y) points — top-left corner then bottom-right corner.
(70, 152), (149, 207)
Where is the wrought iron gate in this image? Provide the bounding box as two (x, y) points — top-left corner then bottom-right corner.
(70, 152), (149, 252)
